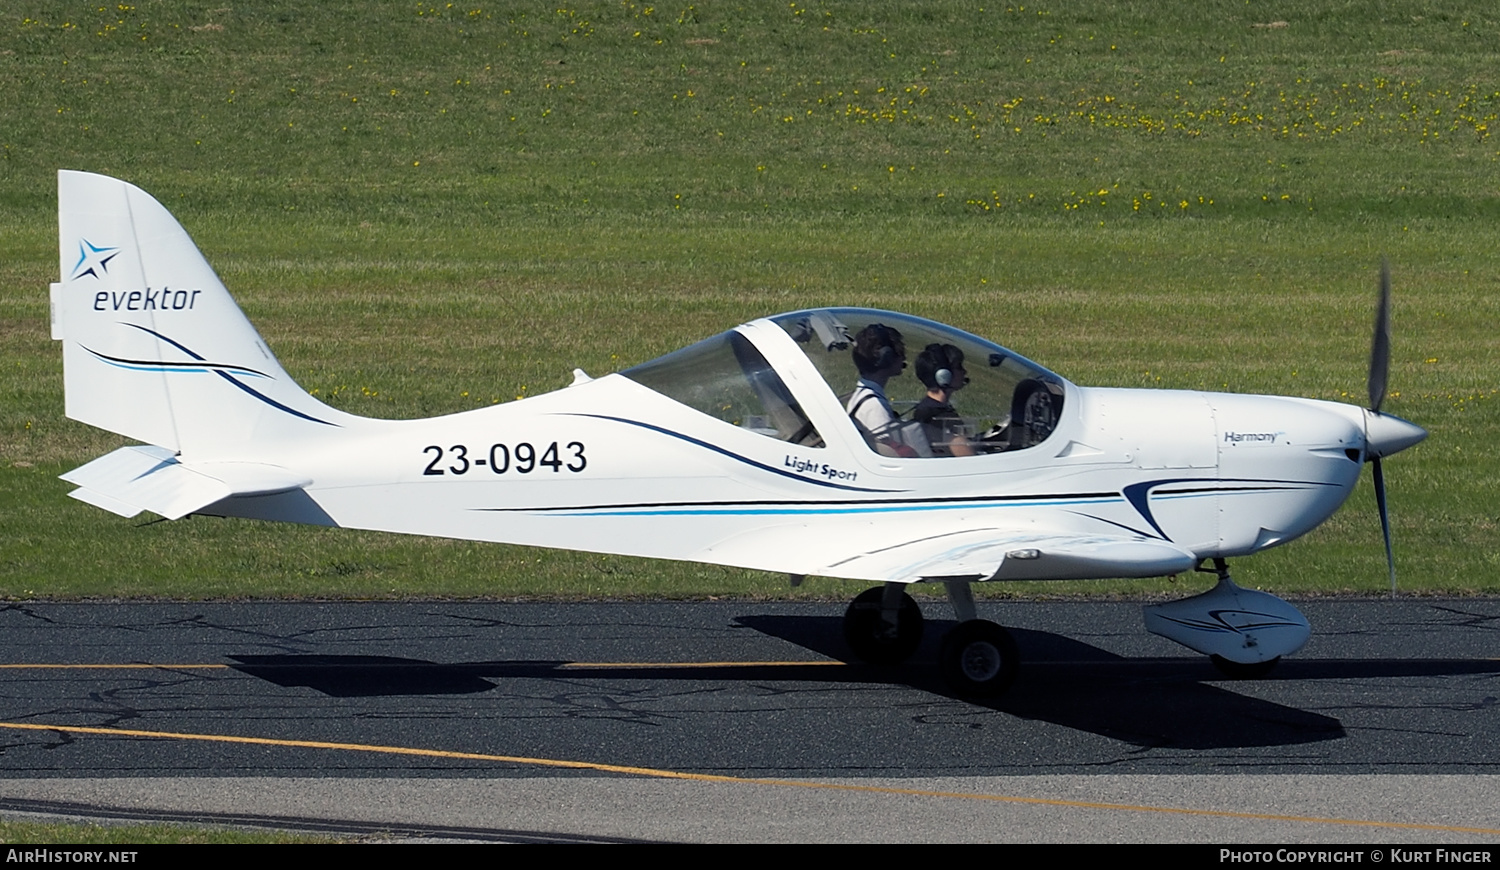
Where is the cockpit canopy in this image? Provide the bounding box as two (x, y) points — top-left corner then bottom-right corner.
(623, 329), (825, 446)
(622, 308), (1066, 457)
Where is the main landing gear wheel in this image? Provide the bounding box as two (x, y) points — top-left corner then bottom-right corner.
(939, 619), (1019, 697)
(1210, 654), (1281, 680)
(843, 586), (924, 665)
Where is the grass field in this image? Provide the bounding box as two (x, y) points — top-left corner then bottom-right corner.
(0, 818), (327, 844)
(1, 1), (1497, 599)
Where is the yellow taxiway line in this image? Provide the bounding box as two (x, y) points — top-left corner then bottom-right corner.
(0, 720), (1497, 837)
(561, 660), (843, 668)
(0, 661), (841, 670)
(0, 664), (230, 670)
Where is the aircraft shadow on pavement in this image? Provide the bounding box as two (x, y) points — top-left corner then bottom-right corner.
(225, 654), (858, 698)
(734, 614), (1348, 751)
(225, 617), (1495, 750)
(228, 655), (502, 697)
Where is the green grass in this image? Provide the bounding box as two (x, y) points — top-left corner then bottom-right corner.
(0, 818), (331, 843)
(1, 1), (1497, 598)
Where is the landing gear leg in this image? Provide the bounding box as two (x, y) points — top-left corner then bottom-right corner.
(843, 583), (923, 665)
(943, 579), (977, 623)
(938, 580), (1020, 697)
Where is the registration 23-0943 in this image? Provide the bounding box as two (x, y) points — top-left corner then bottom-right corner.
(421, 441), (586, 476)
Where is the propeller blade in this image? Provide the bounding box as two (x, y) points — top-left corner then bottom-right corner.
(1373, 457), (1396, 598)
(1368, 258), (1391, 413)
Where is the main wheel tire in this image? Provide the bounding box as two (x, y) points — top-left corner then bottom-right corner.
(842, 586), (924, 665)
(939, 619), (1020, 697)
(1210, 654), (1281, 680)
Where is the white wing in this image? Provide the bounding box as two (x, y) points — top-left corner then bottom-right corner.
(700, 521), (1198, 584)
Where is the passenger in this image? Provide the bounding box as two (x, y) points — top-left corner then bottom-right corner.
(912, 343), (977, 457)
(846, 324), (931, 457)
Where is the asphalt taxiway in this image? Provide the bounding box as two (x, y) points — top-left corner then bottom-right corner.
(0, 599), (1495, 842)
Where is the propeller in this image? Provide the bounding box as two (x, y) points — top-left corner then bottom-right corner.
(1363, 258), (1427, 597)
(1370, 259), (1394, 597)
(1369, 258), (1391, 414)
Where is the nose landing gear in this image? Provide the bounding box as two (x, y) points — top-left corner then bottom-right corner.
(1143, 558), (1308, 679)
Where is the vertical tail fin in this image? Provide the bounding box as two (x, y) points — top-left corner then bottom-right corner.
(54, 171), (345, 459)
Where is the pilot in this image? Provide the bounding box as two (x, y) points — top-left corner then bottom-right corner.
(912, 343), (976, 457)
(847, 324), (931, 457)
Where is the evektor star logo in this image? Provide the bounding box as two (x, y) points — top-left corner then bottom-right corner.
(71, 239), (121, 280)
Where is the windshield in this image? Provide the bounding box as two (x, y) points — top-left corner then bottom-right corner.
(773, 309), (1065, 457)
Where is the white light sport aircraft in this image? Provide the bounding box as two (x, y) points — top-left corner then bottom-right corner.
(52, 170), (1427, 696)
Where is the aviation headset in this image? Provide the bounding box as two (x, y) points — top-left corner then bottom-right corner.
(916, 343), (968, 390)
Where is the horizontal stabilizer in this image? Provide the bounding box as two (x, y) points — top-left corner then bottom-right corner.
(62, 446), (309, 521)
(67, 485), (146, 519)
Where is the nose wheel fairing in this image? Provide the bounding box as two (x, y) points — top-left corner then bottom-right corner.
(1142, 564), (1310, 665)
